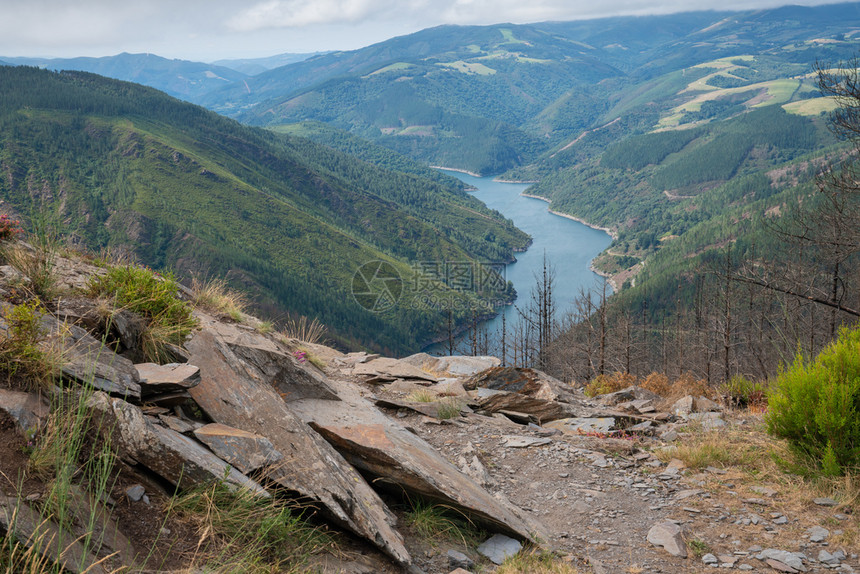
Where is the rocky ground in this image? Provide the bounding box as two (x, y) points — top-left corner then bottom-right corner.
(313, 347), (860, 574)
(0, 244), (857, 574)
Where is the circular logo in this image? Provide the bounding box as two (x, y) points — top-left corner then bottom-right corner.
(351, 260), (403, 313)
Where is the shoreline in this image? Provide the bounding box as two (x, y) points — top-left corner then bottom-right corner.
(494, 178), (539, 184)
(430, 165), (482, 177)
(520, 193), (619, 240)
(588, 262), (618, 292)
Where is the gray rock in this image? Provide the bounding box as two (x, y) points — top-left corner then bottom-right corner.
(756, 549), (807, 571)
(87, 392), (267, 496)
(0, 387), (50, 434)
(703, 553), (719, 564)
(503, 435), (552, 448)
(125, 484), (146, 502)
(687, 412), (726, 430)
(447, 549), (474, 569)
(56, 324), (141, 401)
(0, 496), (110, 574)
(477, 534), (522, 565)
(660, 429), (679, 441)
(818, 549), (845, 565)
(134, 362), (201, 397)
(401, 353), (500, 378)
(808, 526), (830, 543)
(544, 417), (615, 435)
(193, 423), (283, 474)
(814, 497), (838, 507)
(647, 521), (687, 558)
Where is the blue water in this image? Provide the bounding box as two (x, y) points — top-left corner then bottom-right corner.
(427, 170), (612, 355)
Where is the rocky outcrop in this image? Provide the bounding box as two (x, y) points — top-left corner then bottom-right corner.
(184, 316), (413, 569)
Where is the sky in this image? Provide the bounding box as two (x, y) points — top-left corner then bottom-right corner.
(0, 0), (845, 62)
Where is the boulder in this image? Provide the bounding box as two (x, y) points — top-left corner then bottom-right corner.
(596, 386), (661, 407)
(185, 315), (412, 569)
(88, 392), (267, 496)
(134, 362), (201, 397)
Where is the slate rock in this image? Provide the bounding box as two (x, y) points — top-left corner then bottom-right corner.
(477, 533), (522, 565)
(400, 353), (500, 378)
(0, 387), (50, 433)
(126, 484), (146, 502)
(477, 390), (582, 423)
(756, 549), (807, 571)
(647, 521), (687, 558)
(814, 497), (838, 506)
(464, 367), (559, 402)
(353, 357), (438, 383)
(545, 417), (615, 435)
(185, 315), (412, 569)
(134, 362), (201, 396)
(0, 496), (111, 574)
(597, 386), (661, 406)
(56, 324), (142, 401)
(808, 525), (830, 543)
(447, 549), (474, 570)
(193, 423), (283, 474)
(88, 391), (267, 496)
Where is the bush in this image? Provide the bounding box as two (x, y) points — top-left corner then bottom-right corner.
(88, 265), (197, 362)
(0, 301), (61, 388)
(766, 327), (860, 476)
(721, 375), (767, 409)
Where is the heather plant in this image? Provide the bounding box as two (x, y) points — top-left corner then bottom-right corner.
(767, 327), (860, 476)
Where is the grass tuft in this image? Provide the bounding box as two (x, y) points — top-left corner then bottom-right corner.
(281, 316), (327, 345)
(168, 481), (333, 573)
(191, 277), (247, 322)
(404, 498), (484, 548)
(88, 265), (197, 363)
(495, 549), (580, 573)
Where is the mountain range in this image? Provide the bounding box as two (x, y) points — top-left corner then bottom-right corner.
(3, 2), (860, 357)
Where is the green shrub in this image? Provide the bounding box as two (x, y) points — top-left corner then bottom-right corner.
(766, 328), (860, 476)
(88, 265), (197, 361)
(0, 301), (61, 387)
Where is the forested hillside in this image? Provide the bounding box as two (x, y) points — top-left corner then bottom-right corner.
(0, 67), (529, 355)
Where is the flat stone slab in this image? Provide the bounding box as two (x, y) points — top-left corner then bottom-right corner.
(352, 357), (438, 383)
(477, 533), (522, 565)
(545, 417), (616, 435)
(502, 435), (552, 448)
(647, 521), (687, 557)
(400, 353), (500, 378)
(47, 322), (141, 401)
(193, 423), (283, 474)
(134, 362), (201, 396)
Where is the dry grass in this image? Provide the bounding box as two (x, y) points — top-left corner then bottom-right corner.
(281, 316), (327, 346)
(494, 550), (580, 574)
(655, 412), (860, 549)
(407, 390), (436, 403)
(190, 277), (247, 322)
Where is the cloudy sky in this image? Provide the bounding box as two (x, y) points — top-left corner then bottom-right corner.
(0, 0), (844, 62)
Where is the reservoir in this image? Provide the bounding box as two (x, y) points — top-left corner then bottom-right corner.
(428, 170), (613, 355)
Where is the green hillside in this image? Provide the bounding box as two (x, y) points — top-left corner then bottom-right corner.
(0, 67), (529, 355)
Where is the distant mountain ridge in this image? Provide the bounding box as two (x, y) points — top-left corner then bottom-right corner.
(0, 53), (248, 101)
